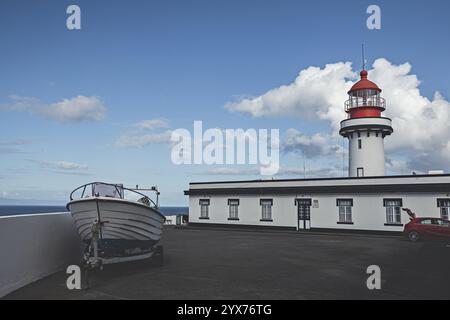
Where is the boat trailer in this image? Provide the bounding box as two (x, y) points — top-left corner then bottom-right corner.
(81, 220), (163, 289)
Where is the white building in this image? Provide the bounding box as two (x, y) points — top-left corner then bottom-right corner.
(164, 214), (188, 226)
(185, 175), (450, 232)
(185, 69), (450, 232)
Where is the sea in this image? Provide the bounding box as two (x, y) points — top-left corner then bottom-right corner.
(0, 205), (188, 217)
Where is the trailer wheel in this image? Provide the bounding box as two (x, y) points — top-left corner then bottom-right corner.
(153, 245), (164, 267)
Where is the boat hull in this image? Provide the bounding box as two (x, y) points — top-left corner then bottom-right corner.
(67, 197), (165, 258)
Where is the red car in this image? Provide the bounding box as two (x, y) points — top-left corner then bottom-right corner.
(403, 217), (450, 242)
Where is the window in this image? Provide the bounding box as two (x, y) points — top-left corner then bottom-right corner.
(228, 199), (239, 220)
(384, 199), (403, 225)
(260, 199), (273, 221)
(437, 199), (450, 220)
(436, 219), (450, 227)
(441, 208), (449, 221)
(376, 132), (379, 137)
(367, 131), (370, 137)
(358, 139), (362, 149)
(199, 199), (210, 219)
(357, 132), (361, 138)
(93, 183), (124, 199)
(357, 167), (364, 177)
(337, 199), (353, 223)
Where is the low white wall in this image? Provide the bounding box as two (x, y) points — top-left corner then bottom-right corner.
(0, 212), (82, 297)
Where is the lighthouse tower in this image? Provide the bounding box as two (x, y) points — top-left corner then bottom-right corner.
(339, 69), (393, 177)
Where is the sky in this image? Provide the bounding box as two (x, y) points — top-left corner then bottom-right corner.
(0, 0), (449, 205)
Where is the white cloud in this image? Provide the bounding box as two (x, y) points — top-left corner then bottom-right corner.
(203, 167), (260, 175)
(54, 161), (88, 170)
(226, 58), (450, 173)
(115, 130), (173, 148)
(282, 128), (342, 158)
(0, 139), (33, 155)
(0, 147), (25, 154)
(1, 95), (106, 122)
(368, 60), (450, 161)
(202, 165), (342, 178)
(30, 159), (88, 170)
(115, 118), (173, 148)
(0, 139), (31, 146)
(133, 119), (169, 130)
(225, 61), (355, 131)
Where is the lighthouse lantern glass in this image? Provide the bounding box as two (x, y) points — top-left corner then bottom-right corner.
(345, 91), (385, 112)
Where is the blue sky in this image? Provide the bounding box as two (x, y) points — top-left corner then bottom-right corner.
(1, 0), (449, 205)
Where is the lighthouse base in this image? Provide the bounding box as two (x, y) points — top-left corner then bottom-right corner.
(340, 117), (393, 177)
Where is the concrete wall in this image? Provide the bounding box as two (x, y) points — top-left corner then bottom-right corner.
(189, 193), (448, 232)
(0, 212), (82, 297)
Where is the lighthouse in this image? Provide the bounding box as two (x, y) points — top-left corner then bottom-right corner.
(339, 69), (393, 177)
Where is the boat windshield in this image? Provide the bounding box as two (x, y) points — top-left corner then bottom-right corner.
(69, 182), (159, 208)
(93, 183), (123, 199)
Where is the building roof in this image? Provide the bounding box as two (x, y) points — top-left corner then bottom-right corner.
(188, 173), (450, 185)
(185, 174), (450, 196)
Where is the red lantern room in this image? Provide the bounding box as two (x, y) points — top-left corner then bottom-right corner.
(345, 70), (385, 119)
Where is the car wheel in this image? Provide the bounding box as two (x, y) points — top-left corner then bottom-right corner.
(408, 231), (420, 242)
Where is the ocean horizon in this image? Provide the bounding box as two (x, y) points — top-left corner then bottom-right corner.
(0, 205), (188, 217)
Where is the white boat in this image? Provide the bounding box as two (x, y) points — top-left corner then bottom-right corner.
(66, 182), (165, 266)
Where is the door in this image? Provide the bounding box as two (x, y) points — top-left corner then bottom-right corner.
(416, 219), (433, 240)
(296, 199), (312, 230)
(357, 167), (364, 177)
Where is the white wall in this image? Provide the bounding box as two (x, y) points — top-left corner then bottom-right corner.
(189, 193), (448, 232)
(348, 130), (386, 177)
(190, 195), (296, 228)
(0, 212), (82, 297)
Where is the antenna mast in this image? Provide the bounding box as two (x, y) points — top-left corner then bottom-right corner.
(362, 43), (366, 70)
(302, 151), (306, 179)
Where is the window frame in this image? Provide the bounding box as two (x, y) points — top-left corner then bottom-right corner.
(383, 198), (403, 226)
(227, 199), (240, 220)
(336, 199), (353, 224)
(199, 199), (210, 219)
(260, 199), (273, 222)
(437, 199), (450, 220)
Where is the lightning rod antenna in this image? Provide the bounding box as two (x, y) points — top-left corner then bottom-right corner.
(362, 43), (366, 70)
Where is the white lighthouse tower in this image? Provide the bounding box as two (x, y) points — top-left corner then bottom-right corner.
(339, 69), (393, 177)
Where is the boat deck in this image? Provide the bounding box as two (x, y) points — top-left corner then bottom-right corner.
(4, 227), (450, 299)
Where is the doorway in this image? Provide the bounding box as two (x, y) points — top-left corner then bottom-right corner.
(296, 199), (312, 230)
(357, 167), (364, 177)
